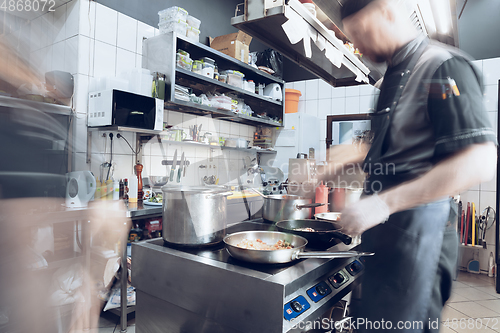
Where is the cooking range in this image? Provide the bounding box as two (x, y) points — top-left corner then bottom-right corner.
(132, 219), (365, 333)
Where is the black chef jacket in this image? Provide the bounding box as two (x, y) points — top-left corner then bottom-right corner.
(355, 36), (496, 333)
(363, 35), (496, 192)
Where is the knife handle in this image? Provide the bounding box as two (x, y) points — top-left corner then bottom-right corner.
(169, 168), (175, 182)
(177, 167), (182, 183)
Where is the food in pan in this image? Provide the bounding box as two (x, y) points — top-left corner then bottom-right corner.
(294, 227), (316, 232)
(236, 238), (293, 250)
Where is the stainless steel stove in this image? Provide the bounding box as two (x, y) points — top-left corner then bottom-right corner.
(132, 219), (365, 333)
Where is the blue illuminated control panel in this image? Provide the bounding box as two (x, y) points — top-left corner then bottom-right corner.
(346, 259), (363, 276)
(329, 269), (349, 289)
(284, 295), (310, 321)
(306, 281), (332, 302)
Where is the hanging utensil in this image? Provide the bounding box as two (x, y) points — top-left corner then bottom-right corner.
(170, 149), (178, 182)
(177, 152), (185, 183)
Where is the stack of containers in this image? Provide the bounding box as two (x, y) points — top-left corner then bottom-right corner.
(158, 7), (202, 43)
(158, 7), (188, 35)
(186, 15), (201, 42)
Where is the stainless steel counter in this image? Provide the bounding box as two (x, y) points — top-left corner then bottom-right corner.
(126, 203), (162, 219)
(132, 220), (364, 333)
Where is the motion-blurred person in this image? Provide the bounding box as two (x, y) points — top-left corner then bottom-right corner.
(320, 0), (497, 331)
(0, 24), (129, 332)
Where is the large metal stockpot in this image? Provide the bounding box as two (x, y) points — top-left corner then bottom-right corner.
(161, 186), (232, 247)
(262, 194), (323, 222)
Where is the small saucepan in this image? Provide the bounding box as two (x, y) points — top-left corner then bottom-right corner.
(250, 189), (325, 222)
(275, 219), (351, 249)
(223, 231), (373, 264)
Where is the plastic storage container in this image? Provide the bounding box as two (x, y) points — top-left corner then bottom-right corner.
(159, 19), (188, 35)
(245, 80), (255, 93)
(209, 95), (232, 111)
(158, 7), (188, 22)
(201, 57), (215, 66)
(192, 60), (203, 74)
(218, 74), (227, 83)
(176, 52), (192, 70)
(186, 26), (200, 42)
(285, 88), (302, 113)
(202, 63), (215, 79)
(187, 15), (201, 29)
(226, 71), (244, 88)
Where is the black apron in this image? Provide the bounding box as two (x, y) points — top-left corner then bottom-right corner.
(356, 40), (458, 333)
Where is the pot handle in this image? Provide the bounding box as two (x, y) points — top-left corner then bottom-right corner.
(205, 191), (233, 199)
(296, 203), (325, 210)
(293, 250), (374, 260)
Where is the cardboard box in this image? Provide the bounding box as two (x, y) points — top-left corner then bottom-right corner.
(209, 31), (252, 63)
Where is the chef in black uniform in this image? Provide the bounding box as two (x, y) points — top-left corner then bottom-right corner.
(328, 0), (497, 332)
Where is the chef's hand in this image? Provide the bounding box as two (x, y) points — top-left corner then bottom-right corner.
(339, 194), (390, 236)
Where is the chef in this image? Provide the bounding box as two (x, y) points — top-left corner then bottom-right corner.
(323, 0), (497, 331)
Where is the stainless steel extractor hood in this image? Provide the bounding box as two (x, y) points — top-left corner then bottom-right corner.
(231, 0), (382, 86)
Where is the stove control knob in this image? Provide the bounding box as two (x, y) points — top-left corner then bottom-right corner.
(316, 284), (327, 296)
(333, 273), (344, 284)
(347, 260), (363, 276)
(290, 300), (303, 313)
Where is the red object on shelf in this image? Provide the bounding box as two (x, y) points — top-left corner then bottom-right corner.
(299, 0), (314, 3)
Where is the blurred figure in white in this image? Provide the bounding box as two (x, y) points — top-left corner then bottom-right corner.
(0, 14), (130, 333)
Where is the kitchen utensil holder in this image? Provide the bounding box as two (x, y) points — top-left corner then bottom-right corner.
(162, 159), (191, 166)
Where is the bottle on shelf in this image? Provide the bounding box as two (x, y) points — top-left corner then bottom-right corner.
(119, 179), (124, 199)
(113, 179), (120, 200)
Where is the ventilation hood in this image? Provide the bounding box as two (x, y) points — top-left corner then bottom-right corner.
(232, 0), (458, 87)
(231, 0), (382, 86)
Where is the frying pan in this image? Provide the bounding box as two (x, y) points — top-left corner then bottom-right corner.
(275, 219), (352, 249)
(223, 231), (373, 264)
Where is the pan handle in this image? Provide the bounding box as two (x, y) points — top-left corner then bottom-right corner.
(292, 250), (374, 260)
(296, 203), (325, 210)
(329, 231), (352, 245)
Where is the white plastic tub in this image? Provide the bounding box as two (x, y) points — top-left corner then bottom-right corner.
(202, 63), (215, 79)
(186, 26), (200, 42)
(158, 7), (188, 22)
(187, 15), (201, 29)
(159, 19), (188, 36)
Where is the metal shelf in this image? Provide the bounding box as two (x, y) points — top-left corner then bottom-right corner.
(0, 95), (73, 115)
(175, 33), (284, 85)
(231, 0), (382, 86)
(175, 68), (282, 106)
(143, 137), (278, 154)
(164, 99), (283, 127)
(143, 32), (285, 127)
(87, 126), (162, 135)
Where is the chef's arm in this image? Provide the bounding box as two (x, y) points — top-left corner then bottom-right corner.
(379, 142), (496, 214)
(318, 143), (370, 177)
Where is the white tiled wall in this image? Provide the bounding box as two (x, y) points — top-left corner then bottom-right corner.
(285, 79), (377, 163)
(459, 58), (500, 272)
(6, 0), (259, 187)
